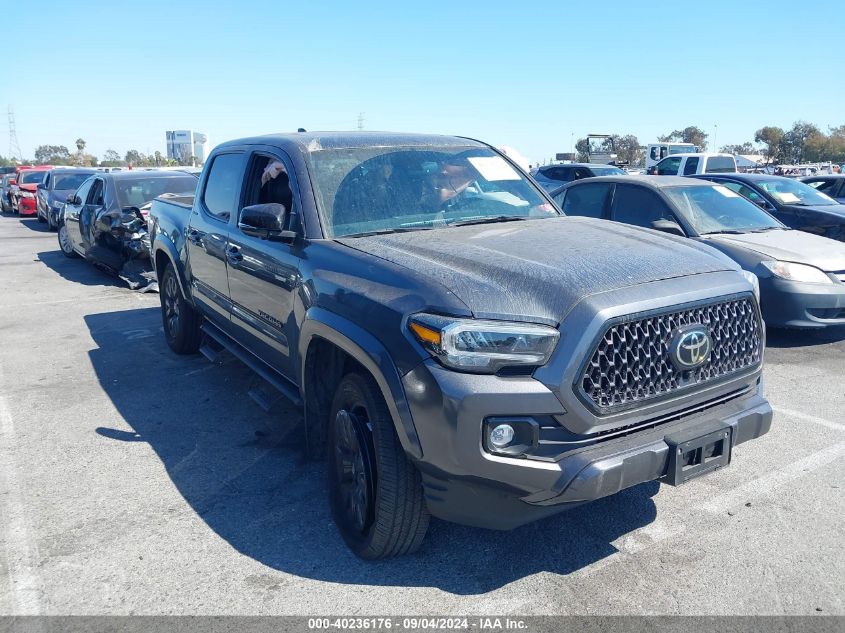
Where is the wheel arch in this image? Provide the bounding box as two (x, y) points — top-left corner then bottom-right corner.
(299, 307), (423, 461)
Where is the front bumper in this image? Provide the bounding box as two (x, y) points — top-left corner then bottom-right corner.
(18, 197), (36, 215)
(404, 359), (771, 530)
(760, 275), (845, 328)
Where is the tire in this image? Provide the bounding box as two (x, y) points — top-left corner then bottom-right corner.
(160, 263), (203, 354)
(57, 223), (79, 258)
(47, 213), (57, 231)
(36, 209), (46, 223)
(328, 372), (429, 559)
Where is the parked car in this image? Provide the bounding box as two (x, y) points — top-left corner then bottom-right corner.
(801, 174), (845, 204)
(648, 153), (737, 176)
(12, 166), (53, 215)
(693, 173), (845, 242)
(551, 176), (845, 329)
(149, 131), (771, 559)
(36, 168), (98, 230)
(530, 163), (626, 190)
(1, 174), (16, 212)
(57, 170), (198, 288)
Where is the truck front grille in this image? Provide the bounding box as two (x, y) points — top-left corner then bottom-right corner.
(579, 296), (762, 414)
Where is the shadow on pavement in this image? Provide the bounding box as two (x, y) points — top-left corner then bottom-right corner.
(85, 307), (659, 594)
(37, 250), (124, 288)
(18, 216), (50, 232)
(766, 326), (845, 349)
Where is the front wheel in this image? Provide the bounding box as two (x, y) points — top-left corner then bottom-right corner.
(160, 263), (202, 354)
(328, 372), (429, 559)
(57, 223), (78, 258)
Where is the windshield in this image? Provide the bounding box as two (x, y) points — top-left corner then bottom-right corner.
(664, 185), (784, 234)
(19, 171), (46, 185)
(53, 173), (94, 191)
(307, 145), (557, 237)
(591, 166), (625, 176)
(115, 175), (198, 208)
(757, 178), (838, 206)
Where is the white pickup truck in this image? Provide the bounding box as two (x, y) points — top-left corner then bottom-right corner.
(649, 153), (737, 176)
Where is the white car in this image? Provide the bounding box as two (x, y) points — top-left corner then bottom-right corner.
(649, 153), (737, 176)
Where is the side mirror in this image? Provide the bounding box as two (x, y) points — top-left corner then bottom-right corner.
(37, 183), (46, 189)
(646, 166), (657, 175)
(66, 194), (79, 205)
(651, 219), (686, 237)
(238, 203), (295, 242)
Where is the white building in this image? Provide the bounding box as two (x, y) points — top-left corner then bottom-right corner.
(165, 130), (209, 165)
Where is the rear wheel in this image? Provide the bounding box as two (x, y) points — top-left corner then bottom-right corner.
(160, 263), (202, 354)
(328, 372), (429, 559)
(57, 223), (78, 258)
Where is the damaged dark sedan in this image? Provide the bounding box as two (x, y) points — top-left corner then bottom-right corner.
(57, 170), (198, 289)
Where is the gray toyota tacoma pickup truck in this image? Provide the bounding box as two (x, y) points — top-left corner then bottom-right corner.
(149, 132), (772, 559)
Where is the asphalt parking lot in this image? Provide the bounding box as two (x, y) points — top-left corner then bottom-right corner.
(0, 212), (843, 616)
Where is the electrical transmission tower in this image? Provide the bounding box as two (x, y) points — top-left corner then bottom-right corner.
(357, 112), (365, 131)
(8, 106), (22, 161)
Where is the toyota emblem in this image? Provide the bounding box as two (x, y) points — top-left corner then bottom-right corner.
(670, 325), (712, 370)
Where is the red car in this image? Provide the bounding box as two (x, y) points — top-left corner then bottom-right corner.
(13, 165), (53, 216)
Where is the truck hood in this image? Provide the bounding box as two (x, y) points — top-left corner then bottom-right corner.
(337, 217), (735, 324)
(704, 229), (845, 272)
(19, 184), (38, 192)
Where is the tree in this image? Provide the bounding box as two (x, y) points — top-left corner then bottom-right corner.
(125, 149), (146, 166)
(779, 121), (822, 164)
(75, 138), (86, 153)
(658, 126), (709, 151)
(154, 151), (163, 166)
(103, 149), (120, 163)
(613, 134), (644, 167)
(753, 126), (784, 164)
(34, 145), (72, 164)
(574, 138), (590, 162)
(719, 142), (756, 155)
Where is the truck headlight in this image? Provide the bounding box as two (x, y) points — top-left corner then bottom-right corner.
(761, 261), (832, 284)
(739, 270), (760, 302)
(409, 313), (559, 373)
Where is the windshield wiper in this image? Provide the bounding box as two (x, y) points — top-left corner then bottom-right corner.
(448, 215), (528, 227)
(749, 226), (784, 232)
(346, 226), (435, 238)
(701, 229), (747, 235)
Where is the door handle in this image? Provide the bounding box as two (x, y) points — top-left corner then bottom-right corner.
(186, 228), (203, 245)
(226, 245), (243, 265)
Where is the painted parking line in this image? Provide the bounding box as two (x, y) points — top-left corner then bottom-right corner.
(0, 392), (44, 615)
(703, 441), (845, 515)
(772, 406), (845, 433)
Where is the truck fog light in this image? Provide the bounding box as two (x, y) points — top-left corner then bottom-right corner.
(490, 424), (515, 448)
(483, 417), (539, 457)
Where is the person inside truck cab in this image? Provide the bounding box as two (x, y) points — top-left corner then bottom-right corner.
(259, 160), (293, 212)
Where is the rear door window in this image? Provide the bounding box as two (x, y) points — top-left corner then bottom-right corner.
(656, 157), (682, 175)
(683, 157), (700, 175)
(611, 184), (674, 227)
(202, 153), (245, 221)
(556, 183), (611, 219)
(705, 156), (736, 173)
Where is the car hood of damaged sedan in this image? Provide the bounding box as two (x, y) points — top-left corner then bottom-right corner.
(704, 229), (845, 272)
(337, 216), (739, 324)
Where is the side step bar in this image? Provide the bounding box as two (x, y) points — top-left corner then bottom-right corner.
(200, 321), (303, 407)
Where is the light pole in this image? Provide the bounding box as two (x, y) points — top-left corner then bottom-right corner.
(713, 123), (718, 152)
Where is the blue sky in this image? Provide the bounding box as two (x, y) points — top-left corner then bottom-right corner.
(3, 0), (842, 164)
